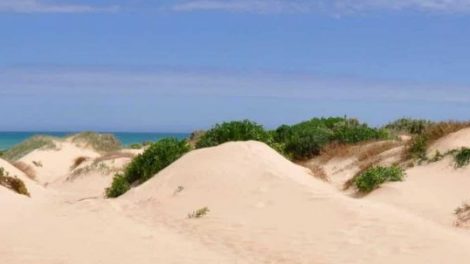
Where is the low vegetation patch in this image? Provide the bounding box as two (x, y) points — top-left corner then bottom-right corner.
(188, 207), (210, 219)
(106, 138), (190, 198)
(353, 166), (405, 193)
(405, 121), (470, 161)
(454, 148), (470, 168)
(70, 132), (122, 153)
(3, 135), (57, 161)
(129, 141), (152, 149)
(12, 161), (36, 180)
(196, 120), (273, 149)
(71, 156), (88, 170)
(274, 117), (389, 160)
(455, 203), (470, 228)
(384, 118), (432, 135)
(0, 167), (30, 197)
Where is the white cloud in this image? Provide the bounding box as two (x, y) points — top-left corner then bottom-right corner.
(0, 0), (119, 13)
(172, 0), (470, 14)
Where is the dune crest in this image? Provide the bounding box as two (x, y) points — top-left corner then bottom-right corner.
(119, 141), (470, 264)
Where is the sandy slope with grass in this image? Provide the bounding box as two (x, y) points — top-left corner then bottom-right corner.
(2, 135), (470, 263)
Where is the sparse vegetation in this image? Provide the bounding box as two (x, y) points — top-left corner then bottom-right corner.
(384, 118), (432, 135)
(196, 120), (273, 149)
(0, 167), (30, 197)
(188, 207), (210, 219)
(405, 121), (470, 161)
(106, 138), (190, 198)
(3, 135), (57, 161)
(455, 203), (470, 228)
(454, 148), (470, 168)
(12, 161), (36, 180)
(70, 132), (122, 153)
(354, 166), (405, 193)
(71, 156), (88, 170)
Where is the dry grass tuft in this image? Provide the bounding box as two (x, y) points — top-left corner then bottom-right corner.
(308, 164), (328, 181)
(12, 161), (36, 180)
(356, 141), (402, 162)
(318, 143), (354, 162)
(94, 152), (135, 163)
(455, 203), (470, 228)
(71, 156), (88, 170)
(0, 167), (30, 197)
(405, 121), (470, 161)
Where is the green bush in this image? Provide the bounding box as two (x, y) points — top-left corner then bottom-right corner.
(3, 136), (57, 161)
(407, 135), (428, 160)
(273, 117), (388, 160)
(455, 148), (470, 168)
(195, 120), (273, 149)
(283, 126), (333, 159)
(106, 138), (190, 198)
(354, 166), (405, 193)
(0, 167), (30, 197)
(105, 174), (130, 198)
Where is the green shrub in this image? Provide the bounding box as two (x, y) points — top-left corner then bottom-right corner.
(3, 136), (57, 161)
(106, 138), (190, 198)
(283, 126), (333, 159)
(70, 132), (122, 153)
(354, 166), (405, 193)
(407, 135), (428, 160)
(196, 120), (273, 148)
(105, 174), (130, 198)
(0, 167), (30, 197)
(455, 148), (470, 168)
(273, 117), (388, 160)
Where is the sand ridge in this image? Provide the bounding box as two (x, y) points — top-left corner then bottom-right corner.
(2, 135), (470, 263)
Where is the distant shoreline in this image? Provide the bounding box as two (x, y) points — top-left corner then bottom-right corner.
(0, 131), (189, 150)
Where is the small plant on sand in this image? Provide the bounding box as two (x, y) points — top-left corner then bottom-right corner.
(32, 160), (43, 167)
(106, 138), (190, 198)
(454, 148), (470, 168)
(188, 207), (210, 219)
(0, 167), (30, 197)
(3, 135), (57, 161)
(354, 166), (405, 193)
(196, 120), (273, 149)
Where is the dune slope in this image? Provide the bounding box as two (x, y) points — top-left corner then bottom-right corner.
(121, 141), (470, 264)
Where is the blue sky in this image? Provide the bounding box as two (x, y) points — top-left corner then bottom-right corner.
(1, 0), (470, 132)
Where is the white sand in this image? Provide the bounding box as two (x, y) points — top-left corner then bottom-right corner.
(428, 127), (470, 155)
(2, 139), (470, 263)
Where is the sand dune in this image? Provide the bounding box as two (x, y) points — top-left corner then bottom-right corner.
(118, 141), (470, 263)
(428, 127), (470, 155)
(2, 135), (470, 263)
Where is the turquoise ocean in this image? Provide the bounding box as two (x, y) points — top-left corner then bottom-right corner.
(0, 132), (189, 151)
